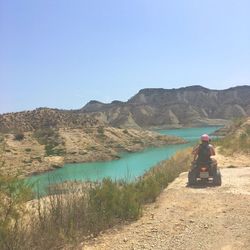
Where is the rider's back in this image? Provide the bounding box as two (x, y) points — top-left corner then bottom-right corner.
(197, 143), (211, 163)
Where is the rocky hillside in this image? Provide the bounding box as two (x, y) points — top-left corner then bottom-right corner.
(217, 117), (250, 155)
(0, 108), (105, 133)
(82, 85), (250, 128)
(0, 86), (249, 132)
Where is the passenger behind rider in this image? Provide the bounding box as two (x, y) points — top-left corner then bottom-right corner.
(192, 134), (215, 162)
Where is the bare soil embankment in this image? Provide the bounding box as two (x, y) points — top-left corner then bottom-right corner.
(80, 152), (250, 250)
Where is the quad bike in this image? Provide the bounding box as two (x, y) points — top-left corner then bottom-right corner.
(188, 160), (222, 186)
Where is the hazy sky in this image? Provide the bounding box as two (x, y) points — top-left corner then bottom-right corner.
(1, 0), (250, 114)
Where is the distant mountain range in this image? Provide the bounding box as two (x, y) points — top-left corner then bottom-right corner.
(1, 85), (250, 132)
(81, 85), (250, 128)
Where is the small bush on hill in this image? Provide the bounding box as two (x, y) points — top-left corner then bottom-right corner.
(0, 135), (4, 143)
(33, 128), (58, 145)
(14, 133), (24, 141)
(123, 129), (129, 134)
(97, 126), (104, 134)
(33, 128), (65, 156)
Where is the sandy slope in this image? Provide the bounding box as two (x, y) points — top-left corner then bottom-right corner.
(79, 152), (250, 250)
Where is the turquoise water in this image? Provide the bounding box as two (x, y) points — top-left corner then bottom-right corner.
(27, 126), (220, 192)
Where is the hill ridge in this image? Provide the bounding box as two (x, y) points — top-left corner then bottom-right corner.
(0, 85), (249, 132)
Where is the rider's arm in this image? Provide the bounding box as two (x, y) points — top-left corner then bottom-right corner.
(192, 145), (199, 154)
(209, 144), (215, 156)
(192, 145), (199, 161)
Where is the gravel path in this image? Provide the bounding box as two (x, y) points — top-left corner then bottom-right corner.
(75, 153), (250, 250)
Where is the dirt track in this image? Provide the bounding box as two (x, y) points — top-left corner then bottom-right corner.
(80, 153), (250, 250)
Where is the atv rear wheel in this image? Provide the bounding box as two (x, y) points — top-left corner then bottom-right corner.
(188, 170), (197, 185)
(213, 169), (222, 186)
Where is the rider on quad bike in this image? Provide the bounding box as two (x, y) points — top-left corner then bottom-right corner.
(192, 134), (215, 162)
(188, 134), (221, 186)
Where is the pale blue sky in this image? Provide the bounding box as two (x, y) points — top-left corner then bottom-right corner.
(1, 0), (250, 114)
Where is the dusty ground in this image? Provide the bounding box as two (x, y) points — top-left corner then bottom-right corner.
(79, 152), (250, 250)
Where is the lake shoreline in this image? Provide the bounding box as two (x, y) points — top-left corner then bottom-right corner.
(1, 127), (185, 177)
(26, 138), (187, 177)
(27, 125), (225, 178)
(26, 126), (221, 193)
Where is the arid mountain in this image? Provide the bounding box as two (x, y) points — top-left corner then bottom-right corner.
(0, 85), (249, 132)
(81, 85), (250, 128)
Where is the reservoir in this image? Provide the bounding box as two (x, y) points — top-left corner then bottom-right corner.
(28, 126), (220, 192)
